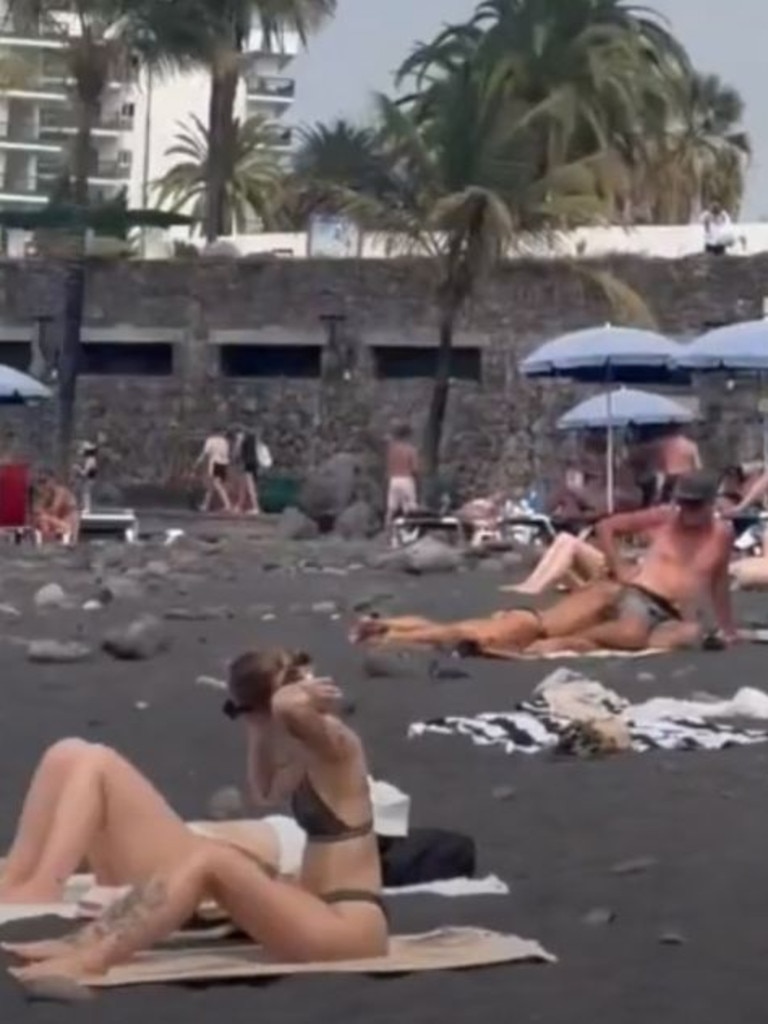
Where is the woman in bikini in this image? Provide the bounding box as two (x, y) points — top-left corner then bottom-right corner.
(0, 651), (331, 904)
(6, 648), (388, 981)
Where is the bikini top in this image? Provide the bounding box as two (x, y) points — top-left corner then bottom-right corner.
(291, 775), (374, 843)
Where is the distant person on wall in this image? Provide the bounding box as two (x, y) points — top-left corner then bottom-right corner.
(195, 428), (232, 514)
(233, 426), (270, 516)
(386, 423), (419, 527)
(701, 202), (735, 255)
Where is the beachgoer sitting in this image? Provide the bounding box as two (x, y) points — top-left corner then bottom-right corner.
(352, 471), (735, 656)
(33, 472), (80, 544)
(6, 647), (388, 981)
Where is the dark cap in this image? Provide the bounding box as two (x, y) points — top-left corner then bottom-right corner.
(674, 470), (718, 504)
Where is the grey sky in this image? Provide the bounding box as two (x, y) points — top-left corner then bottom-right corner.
(291, 0), (765, 218)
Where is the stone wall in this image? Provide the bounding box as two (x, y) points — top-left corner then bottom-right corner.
(1, 253), (767, 496)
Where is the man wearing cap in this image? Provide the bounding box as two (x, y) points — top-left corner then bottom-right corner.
(353, 470), (735, 656)
(530, 469), (736, 653)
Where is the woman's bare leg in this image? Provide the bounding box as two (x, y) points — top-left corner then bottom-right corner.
(212, 478), (232, 512)
(730, 557), (768, 590)
(245, 474), (261, 515)
(0, 739), (90, 891)
(0, 741), (197, 903)
(10, 843), (387, 981)
(513, 535), (606, 595)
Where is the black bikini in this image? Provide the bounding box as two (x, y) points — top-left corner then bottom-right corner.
(291, 776), (387, 919)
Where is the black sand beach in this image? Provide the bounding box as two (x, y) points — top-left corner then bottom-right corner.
(0, 529), (767, 1022)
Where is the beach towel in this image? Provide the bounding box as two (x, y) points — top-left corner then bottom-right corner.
(409, 700), (768, 757)
(0, 874), (511, 928)
(81, 928), (554, 988)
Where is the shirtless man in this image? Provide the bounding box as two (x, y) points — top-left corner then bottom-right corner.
(527, 469), (735, 654)
(34, 472), (80, 544)
(386, 423), (419, 526)
(353, 471), (735, 656)
(195, 428), (232, 513)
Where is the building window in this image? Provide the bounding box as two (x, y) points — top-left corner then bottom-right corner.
(0, 341), (31, 371)
(117, 149), (132, 168)
(372, 346), (481, 381)
(120, 102), (135, 119)
(80, 343), (173, 376)
(219, 345), (321, 379)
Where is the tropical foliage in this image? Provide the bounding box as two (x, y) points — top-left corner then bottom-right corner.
(154, 114), (283, 233)
(288, 0), (746, 482)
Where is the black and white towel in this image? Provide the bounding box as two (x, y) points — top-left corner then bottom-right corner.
(408, 698), (768, 755)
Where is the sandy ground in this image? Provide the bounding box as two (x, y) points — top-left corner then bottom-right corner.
(0, 526), (767, 1021)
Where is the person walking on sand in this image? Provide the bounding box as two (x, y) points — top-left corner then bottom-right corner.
(195, 428), (232, 514)
(233, 426), (264, 516)
(386, 423), (419, 527)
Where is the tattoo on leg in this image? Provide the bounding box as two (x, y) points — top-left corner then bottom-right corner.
(72, 878), (168, 949)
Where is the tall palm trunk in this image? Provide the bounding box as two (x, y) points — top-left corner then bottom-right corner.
(57, 93), (97, 473)
(422, 289), (463, 502)
(203, 65), (239, 242)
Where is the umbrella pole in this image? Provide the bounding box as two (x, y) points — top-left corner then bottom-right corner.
(606, 384), (615, 514)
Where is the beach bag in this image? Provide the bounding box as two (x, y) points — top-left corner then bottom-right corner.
(377, 828), (476, 887)
(256, 440), (273, 470)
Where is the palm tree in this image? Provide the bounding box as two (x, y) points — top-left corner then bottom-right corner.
(631, 70), (750, 222)
(181, 0), (336, 242)
(328, 58), (645, 490)
(154, 113), (283, 232)
(2, 0), (203, 469)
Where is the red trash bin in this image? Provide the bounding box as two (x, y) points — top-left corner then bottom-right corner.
(0, 463), (30, 529)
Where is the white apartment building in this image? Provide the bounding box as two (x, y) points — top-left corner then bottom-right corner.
(0, 6), (299, 211)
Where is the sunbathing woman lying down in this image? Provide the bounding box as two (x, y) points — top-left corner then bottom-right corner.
(4, 648), (388, 981)
(353, 475), (736, 656)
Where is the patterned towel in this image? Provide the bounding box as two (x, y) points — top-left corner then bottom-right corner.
(409, 697), (768, 754)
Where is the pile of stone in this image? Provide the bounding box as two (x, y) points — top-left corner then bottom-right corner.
(277, 452), (383, 541)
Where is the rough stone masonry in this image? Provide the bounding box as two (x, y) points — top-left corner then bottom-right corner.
(0, 253), (765, 497)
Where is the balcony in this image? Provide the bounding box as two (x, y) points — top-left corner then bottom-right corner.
(0, 121), (62, 151)
(37, 160), (129, 184)
(244, 73), (295, 102)
(38, 111), (135, 136)
(0, 180), (50, 203)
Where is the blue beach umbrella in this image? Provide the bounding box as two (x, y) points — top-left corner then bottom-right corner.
(676, 320), (768, 460)
(520, 326), (687, 509)
(676, 320), (768, 371)
(557, 388), (696, 431)
(0, 364), (51, 404)
(520, 326), (686, 383)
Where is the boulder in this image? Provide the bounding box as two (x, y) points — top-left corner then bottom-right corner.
(276, 507), (320, 541)
(33, 583), (68, 610)
(403, 536), (462, 574)
(27, 640), (93, 664)
(335, 501), (378, 540)
(207, 786), (246, 820)
(98, 575), (144, 603)
(298, 452), (358, 524)
(103, 615), (171, 661)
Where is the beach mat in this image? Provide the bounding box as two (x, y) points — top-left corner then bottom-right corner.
(469, 644), (663, 661)
(88, 928), (555, 987)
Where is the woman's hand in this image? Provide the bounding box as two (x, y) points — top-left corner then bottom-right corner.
(272, 678), (342, 717)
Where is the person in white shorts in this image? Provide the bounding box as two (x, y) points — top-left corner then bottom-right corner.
(386, 423), (419, 525)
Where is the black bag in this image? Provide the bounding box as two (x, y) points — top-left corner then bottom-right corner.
(378, 828), (476, 888)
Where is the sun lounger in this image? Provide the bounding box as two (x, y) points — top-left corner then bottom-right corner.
(79, 508), (139, 542)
